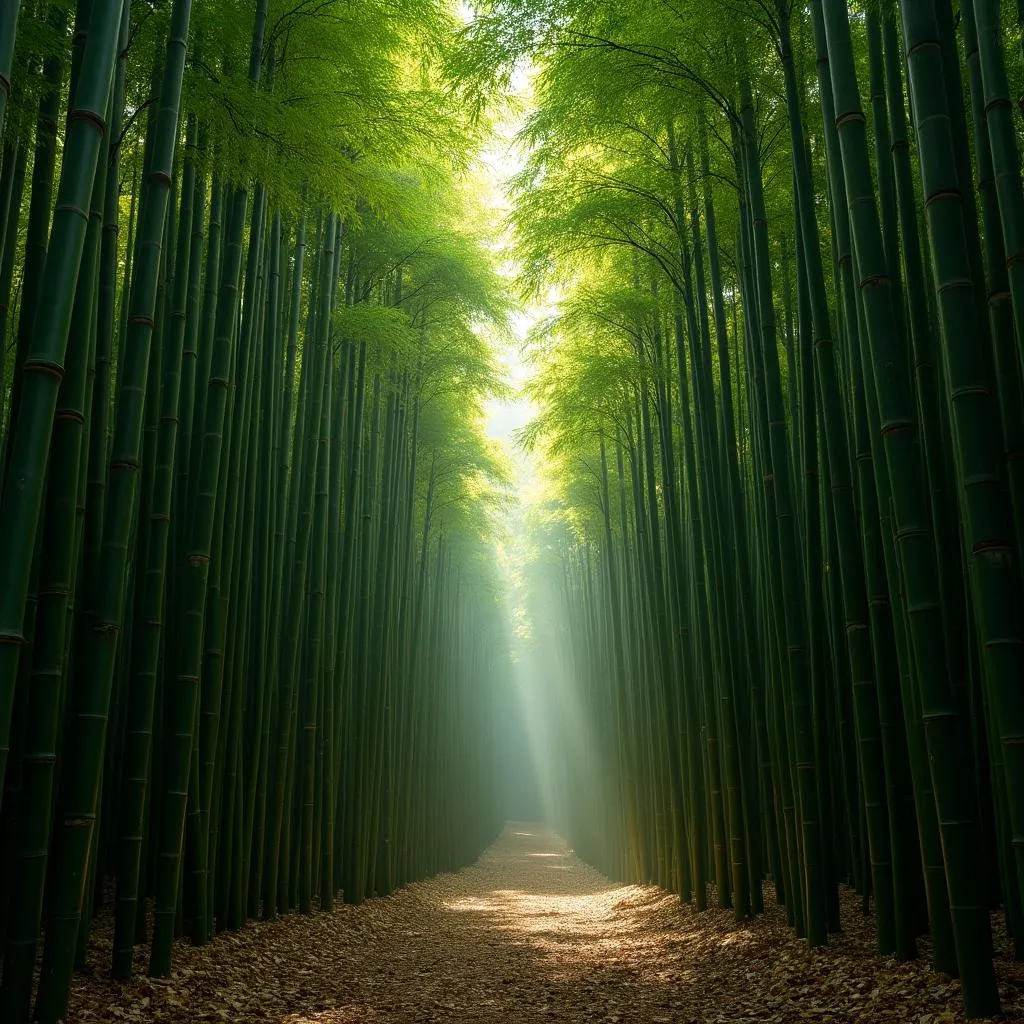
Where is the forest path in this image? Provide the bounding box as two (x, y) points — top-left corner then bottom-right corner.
(70, 824), (1019, 1023)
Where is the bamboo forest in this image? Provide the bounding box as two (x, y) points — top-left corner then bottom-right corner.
(3, 0), (1024, 1020)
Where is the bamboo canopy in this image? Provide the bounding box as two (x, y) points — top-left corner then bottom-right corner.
(3, 0), (1024, 1019)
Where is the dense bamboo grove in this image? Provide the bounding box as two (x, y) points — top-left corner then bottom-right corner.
(0, 2), (512, 1021)
(475, 0), (1024, 1017)
(8, 0), (1024, 1020)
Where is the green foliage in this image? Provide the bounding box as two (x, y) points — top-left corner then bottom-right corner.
(0, 0), (513, 1016)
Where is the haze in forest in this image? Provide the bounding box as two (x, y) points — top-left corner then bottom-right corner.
(1, 0), (1024, 1021)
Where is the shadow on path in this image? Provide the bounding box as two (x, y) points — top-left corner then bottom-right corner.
(69, 823), (1022, 1023)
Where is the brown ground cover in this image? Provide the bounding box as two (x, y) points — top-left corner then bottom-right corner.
(68, 824), (1024, 1022)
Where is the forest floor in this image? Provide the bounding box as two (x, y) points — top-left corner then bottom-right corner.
(69, 824), (1024, 1023)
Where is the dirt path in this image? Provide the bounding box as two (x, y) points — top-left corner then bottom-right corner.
(70, 824), (1022, 1023)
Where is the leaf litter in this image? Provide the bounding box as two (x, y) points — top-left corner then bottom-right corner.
(68, 825), (1024, 1023)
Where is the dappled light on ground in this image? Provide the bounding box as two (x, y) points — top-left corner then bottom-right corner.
(68, 825), (1023, 1023)
(442, 835), (715, 987)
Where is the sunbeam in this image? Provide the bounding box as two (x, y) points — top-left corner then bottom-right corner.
(4, 0), (1024, 1020)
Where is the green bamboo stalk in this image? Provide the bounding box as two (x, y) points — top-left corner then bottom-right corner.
(0, 57), (112, 1023)
(738, 64), (827, 945)
(0, 139), (27, 435)
(36, 1), (191, 1011)
(0, 0), (120, 896)
(899, 0), (1024, 968)
(112, 115), (197, 979)
(821, 0), (999, 1010)
(0, 0), (19, 140)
